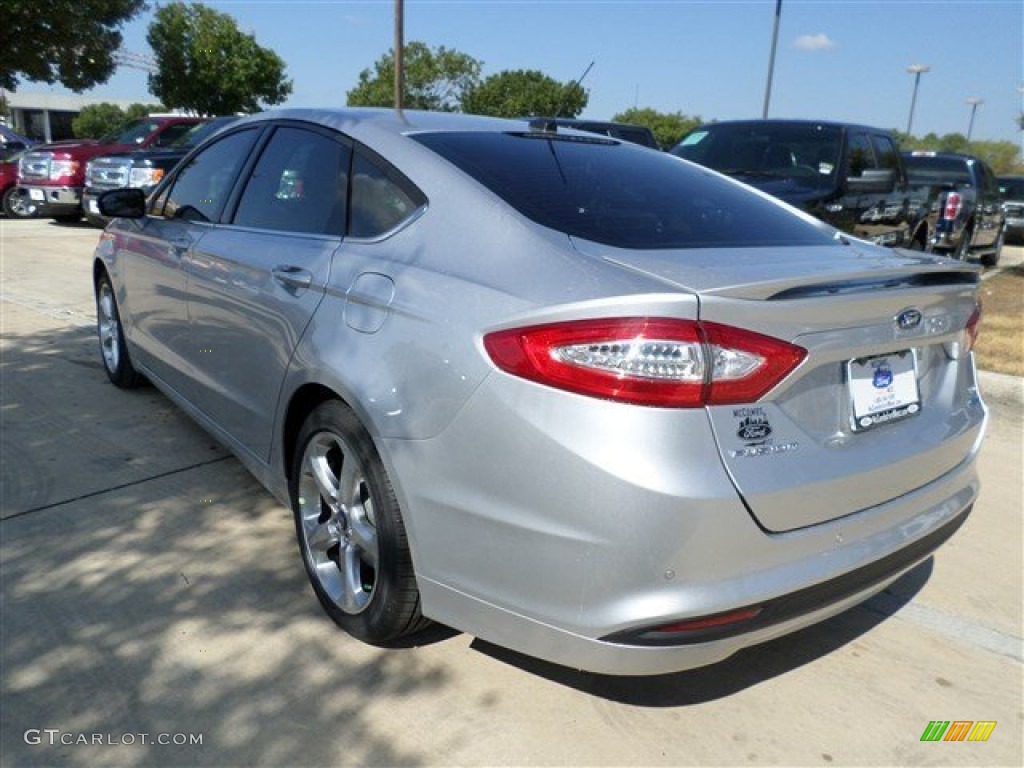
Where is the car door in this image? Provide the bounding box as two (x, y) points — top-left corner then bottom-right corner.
(974, 161), (1003, 249)
(183, 124), (352, 461)
(842, 131), (902, 246)
(122, 127), (261, 396)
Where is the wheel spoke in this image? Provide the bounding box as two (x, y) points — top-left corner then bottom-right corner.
(309, 441), (340, 507)
(348, 517), (378, 568)
(337, 456), (360, 508)
(305, 518), (338, 552)
(338, 544), (369, 613)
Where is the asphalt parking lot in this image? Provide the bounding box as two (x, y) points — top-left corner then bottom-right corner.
(1, 217), (1021, 767)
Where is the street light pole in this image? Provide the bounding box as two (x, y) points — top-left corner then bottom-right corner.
(905, 64), (930, 136)
(966, 97), (983, 143)
(394, 0), (404, 111)
(762, 0), (782, 119)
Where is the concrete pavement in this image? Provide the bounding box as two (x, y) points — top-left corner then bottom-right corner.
(1, 218), (1021, 767)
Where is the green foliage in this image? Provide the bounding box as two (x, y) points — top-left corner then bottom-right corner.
(347, 42), (481, 112)
(0, 0), (146, 91)
(72, 102), (165, 139)
(895, 131), (1021, 174)
(462, 69), (587, 118)
(611, 108), (703, 150)
(147, 3), (292, 114)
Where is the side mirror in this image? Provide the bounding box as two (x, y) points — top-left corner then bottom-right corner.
(845, 168), (896, 194)
(98, 188), (146, 219)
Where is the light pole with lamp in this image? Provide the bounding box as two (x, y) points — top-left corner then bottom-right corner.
(965, 97), (984, 143)
(905, 64), (930, 136)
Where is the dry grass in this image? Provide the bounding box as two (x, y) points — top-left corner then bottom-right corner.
(975, 264), (1024, 376)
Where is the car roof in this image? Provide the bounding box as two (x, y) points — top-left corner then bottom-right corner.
(688, 118), (887, 133)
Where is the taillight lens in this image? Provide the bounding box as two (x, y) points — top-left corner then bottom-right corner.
(965, 303), (982, 353)
(484, 317), (806, 407)
(944, 191), (962, 220)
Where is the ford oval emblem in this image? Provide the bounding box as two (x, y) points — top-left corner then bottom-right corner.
(896, 308), (923, 330)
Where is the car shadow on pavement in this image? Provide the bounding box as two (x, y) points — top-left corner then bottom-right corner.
(470, 557), (934, 706)
(1, 321), (452, 767)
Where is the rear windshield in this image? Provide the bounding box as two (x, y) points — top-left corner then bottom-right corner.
(413, 131), (835, 250)
(904, 156), (973, 186)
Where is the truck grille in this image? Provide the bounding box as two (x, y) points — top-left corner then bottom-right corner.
(19, 151), (52, 181)
(86, 157), (132, 190)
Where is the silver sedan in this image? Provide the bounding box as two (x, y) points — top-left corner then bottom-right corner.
(92, 109), (986, 675)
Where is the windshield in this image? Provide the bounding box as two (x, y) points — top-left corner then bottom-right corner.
(414, 131), (836, 250)
(998, 178), (1024, 199)
(99, 119), (162, 146)
(671, 123), (842, 186)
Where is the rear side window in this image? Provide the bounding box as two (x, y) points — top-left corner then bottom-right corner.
(348, 150), (424, 238)
(414, 132), (835, 249)
(233, 126), (351, 236)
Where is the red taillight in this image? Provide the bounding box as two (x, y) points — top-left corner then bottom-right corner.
(483, 317), (806, 407)
(965, 303), (982, 353)
(944, 192), (962, 220)
(648, 606), (764, 634)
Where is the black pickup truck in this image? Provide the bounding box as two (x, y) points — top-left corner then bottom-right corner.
(902, 152), (1006, 266)
(670, 119), (934, 249)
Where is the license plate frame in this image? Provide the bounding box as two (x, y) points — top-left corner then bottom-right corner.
(847, 350), (920, 432)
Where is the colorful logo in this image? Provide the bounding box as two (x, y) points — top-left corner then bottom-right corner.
(920, 721), (997, 742)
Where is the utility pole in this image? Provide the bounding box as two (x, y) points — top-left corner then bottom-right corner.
(905, 64), (930, 136)
(965, 97), (983, 143)
(394, 0), (404, 111)
(762, 0), (782, 118)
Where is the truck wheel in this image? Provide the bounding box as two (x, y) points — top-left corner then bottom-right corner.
(2, 187), (37, 219)
(952, 232), (971, 261)
(980, 227), (1003, 268)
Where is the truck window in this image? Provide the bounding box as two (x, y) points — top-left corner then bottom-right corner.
(845, 133), (877, 178)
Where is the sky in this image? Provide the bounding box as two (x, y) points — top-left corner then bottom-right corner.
(19, 0), (1024, 145)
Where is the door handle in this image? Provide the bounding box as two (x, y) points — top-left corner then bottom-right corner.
(273, 265), (313, 292)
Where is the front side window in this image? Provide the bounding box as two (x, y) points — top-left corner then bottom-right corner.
(233, 126), (351, 235)
(870, 135), (900, 171)
(156, 128), (259, 223)
(845, 133), (877, 178)
(415, 131), (836, 250)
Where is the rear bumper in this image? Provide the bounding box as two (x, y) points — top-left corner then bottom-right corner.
(383, 368), (985, 676)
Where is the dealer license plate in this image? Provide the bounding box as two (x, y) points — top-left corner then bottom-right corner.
(28, 189), (45, 201)
(847, 351), (920, 431)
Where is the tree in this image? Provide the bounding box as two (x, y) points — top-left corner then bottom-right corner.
(611, 108), (703, 150)
(0, 0), (146, 92)
(347, 42), (481, 112)
(72, 102), (165, 139)
(462, 70), (587, 118)
(147, 3), (292, 115)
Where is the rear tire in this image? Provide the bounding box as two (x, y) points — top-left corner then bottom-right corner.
(980, 226), (1003, 268)
(952, 231), (971, 261)
(290, 400), (429, 644)
(95, 273), (144, 388)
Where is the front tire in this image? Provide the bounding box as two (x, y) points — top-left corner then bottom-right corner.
(96, 274), (143, 388)
(291, 401), (429, 644)
(2, 187), (37, 219)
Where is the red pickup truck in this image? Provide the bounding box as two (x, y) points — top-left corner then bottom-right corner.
(16, 115), (202, 222)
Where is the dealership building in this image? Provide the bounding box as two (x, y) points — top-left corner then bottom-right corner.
(1, 91), (146, 142)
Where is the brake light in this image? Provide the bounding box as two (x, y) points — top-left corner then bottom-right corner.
(943, 192), (962, 221)
(965, 303), (982, 353)
(483, 318), (806, 407)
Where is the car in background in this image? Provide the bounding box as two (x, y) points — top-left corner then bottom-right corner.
(670, 120), (934, 250)
(17, 115), (204, 223)
(997, 175), (1024, 244)
(531, 117), (660, 148)
(903, 152), (1005, 266)
(0, 125), (37, 154)
(93, 108), (985, 676)
(83, 116), (241, 227)
(1, 147), (37, 218)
